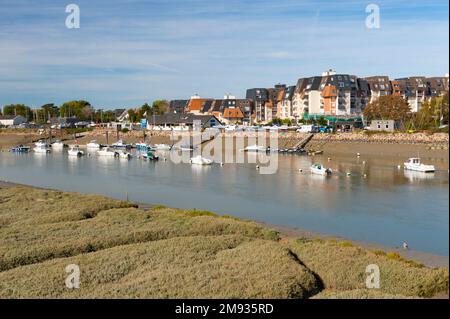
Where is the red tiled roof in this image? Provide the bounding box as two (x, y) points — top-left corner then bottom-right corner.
(223, 107), (244, 119)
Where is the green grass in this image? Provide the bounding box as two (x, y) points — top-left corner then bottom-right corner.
(0, 186), (447, 299)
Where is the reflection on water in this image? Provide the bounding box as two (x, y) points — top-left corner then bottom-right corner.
(0, 151), (448, 255)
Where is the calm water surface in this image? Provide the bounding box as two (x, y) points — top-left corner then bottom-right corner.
(0, 150), (448, 255)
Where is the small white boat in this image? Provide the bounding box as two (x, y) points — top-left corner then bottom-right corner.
(310, 163), (332, 176)
(35, 140), (49, 148)
(51, 140), (65, 150)
(87, 140), (101, 149)
(404, 158), (435, 173)
(68, 145), (84, 157)
(190, 155), (213, 165)
(34, 145), (51, 153)
(112, 140), (131, 149)
(97, 147), (116, 157)
(242, 144), (267, 152)
(155, 144), (172, 150)
(116, 150), (132, 159)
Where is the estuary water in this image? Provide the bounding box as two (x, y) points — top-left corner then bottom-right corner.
(0, 149), (448, 255)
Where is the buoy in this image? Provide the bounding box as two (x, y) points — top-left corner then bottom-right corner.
(299, 168), (303, 172)
(363, 174), (367, 178)
(346, 172), (351, 176)
(220, 162), (224, 166)
(256, 165), (260, 170)
(327, 157), (331, 161)
(357, 152), (360, 156)
(397, 165), (401, 169)
(362, 161), (366, 165)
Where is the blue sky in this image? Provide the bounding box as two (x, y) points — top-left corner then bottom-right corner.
(0, 0), (448, 108)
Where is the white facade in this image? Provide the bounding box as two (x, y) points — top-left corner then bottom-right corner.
(0, 115), (27, 127)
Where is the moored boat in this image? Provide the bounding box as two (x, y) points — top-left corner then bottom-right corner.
(310, 163), (332, 176)
(154, 144), (172, 150)
(142, 151), (159, 161)
(51, 140), (65, 150)
(97, 147), (116, 157)
(34, 145), (51, 153)
(116, 150), (133, 159)
(68, 145), (84, 157)
(11, 145), (31, 153)
(190, 155), (213, 165)
(87, 140), (101, 149)
(135, 142), (148, 151)
(242, 145), (267, 152)
(403, 158), (435, 173)
(112, 140), (131, 149)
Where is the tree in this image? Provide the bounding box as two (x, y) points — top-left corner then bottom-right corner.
(60, 100), (92, 120)
(363, 95), (411, 122)
(151, 100), (168, 115)
(127, 109), (139, 123)
(412, 93), (449, 130)
(2, 104), (32, 121)
(138, 103), (152, 118)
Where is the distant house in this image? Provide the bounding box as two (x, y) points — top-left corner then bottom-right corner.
(147, 113), (221, 129)
(0, 115), (27, 127)
(369, 120), (397, 132)
(222, 107), (244, 124)
(116, 109), (130, 122)
(50, 117), (80, 128)
(113, 109), (126, 121)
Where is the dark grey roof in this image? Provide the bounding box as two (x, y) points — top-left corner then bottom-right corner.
(201, 100), (213, 113)
(0, 115), (17, 120)
(147, 113), (221, 125)
(169, 100), (188, 113)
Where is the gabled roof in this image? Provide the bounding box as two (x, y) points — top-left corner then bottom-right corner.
(223, 108), (244, 119)
(187, 98), (212, 112)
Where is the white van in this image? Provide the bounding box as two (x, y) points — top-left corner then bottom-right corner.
(296, 125), (315, 133)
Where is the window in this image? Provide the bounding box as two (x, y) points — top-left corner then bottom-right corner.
(377, 124), (381, 129)
(339, 82), (344, 88)
(385, 125), (389, 129)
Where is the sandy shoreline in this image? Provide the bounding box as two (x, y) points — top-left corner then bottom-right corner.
(1, 179), (447, 269)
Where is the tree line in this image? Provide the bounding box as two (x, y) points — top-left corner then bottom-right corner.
(1, 100), (169, 124)
(363, 93), (449, 131)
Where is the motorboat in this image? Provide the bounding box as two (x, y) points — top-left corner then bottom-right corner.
(310, 163), (332, 176)
(135, 142), (148, 151)
(97, 147), (117, 157)
(116, 150), (132, 159)
(68, 145), (84, 157)
(34, 145), (51, 154)
(403, 158), (435, 173)
(242, 144), (267, 152)
(51, 140), (65, 150)
(154, 144), (172, 150)
(142, 151), (159, 161)
(34, 140), (48, 148)
(112, 140), (131, 149)
(10, 145), (31, 153)
(86, 140), (101, 149)
(190, 155), (213, 165)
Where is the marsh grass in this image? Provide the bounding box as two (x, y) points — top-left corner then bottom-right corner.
(0, 186), (447, 299)
(288, 238), (448, 298)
